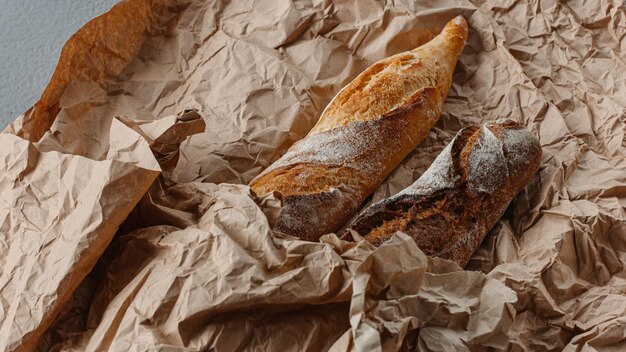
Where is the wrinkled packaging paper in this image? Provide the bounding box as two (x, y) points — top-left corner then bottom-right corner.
(1, 0), (625, 351)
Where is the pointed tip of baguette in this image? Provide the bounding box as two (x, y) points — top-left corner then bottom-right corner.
(450, 15), (468, 28)
(443, 15), (469, 45)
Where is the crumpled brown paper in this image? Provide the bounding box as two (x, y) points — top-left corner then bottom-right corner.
(34, 183), (515, 351)
(0, 119), (161, 351)
(1, 0), (625, 351)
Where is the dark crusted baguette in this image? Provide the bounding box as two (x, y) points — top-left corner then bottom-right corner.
(346, 120), (542, 266)
(249, 16), (469, 241)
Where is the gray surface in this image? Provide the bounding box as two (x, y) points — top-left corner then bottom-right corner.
(0, 0), (119, 130)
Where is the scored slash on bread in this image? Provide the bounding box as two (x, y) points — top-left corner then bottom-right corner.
(346, 120), (542, 267)
(250, 16), (469, 241)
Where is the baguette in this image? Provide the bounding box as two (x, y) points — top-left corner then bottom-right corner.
(250, 16), (469, 241)
(346, 120), (542, 266)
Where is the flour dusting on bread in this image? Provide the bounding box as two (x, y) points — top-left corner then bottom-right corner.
(274, 186), (361, 241)
(399, 142), (458, 196)
(264, 119), (386, 177)
(467, 125), (508, 194)
(500, 126), (541, 171)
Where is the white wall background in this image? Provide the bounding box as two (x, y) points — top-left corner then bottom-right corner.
(0, 0), (119, 130)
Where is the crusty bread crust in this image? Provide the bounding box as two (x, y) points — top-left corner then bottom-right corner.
(347, 120), (542, 267)
(250, 16), (469, 241)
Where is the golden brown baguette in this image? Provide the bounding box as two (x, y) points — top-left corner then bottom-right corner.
(346, 120), (542, 266)
(250, 16), (469, 241)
